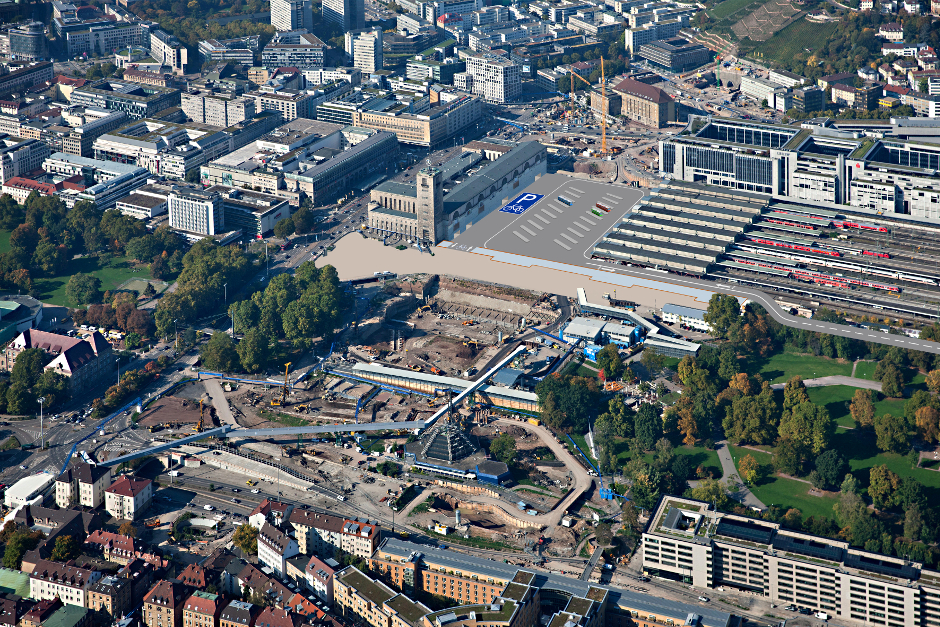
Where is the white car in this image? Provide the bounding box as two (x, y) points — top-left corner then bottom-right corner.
(251, 488), (261, 494)
(203, 504), (215, 511)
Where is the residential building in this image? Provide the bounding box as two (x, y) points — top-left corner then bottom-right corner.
(29, 560), (101, 607)
(637, 37), (710, 72)
(179, 564), (208, 589)
(83, 530), (148, 565)
(69, 80), (181, 120)
(55, 462), (111, 508)
(198, 36), (260, 66)
(288, 510), (381, 559)
(21, 599), (62, 627)
(324, 0), (365, 31)
(879, 21), (904, 39)
(271, 0), (311, 32)
(182, 592), (225, 627)
(0, 135), (50, 183)
(248, 498), (295, 530)
(261, 32), (326, 70)
(346, 28), (384, 74)
(143, 580), (188, 627)
(455, 52), (519, 103)
(610, 77), (675, 128)
(253, 608), (300, 627)
(367, 140), (546, 243)
(258, 523), (300, 578)
(250, 90), (314, 121)
(86, 576), (132, 619)
(334, 566), (431, 627)
(104, 475), (152, 521)
(182, 90), (255, 127)
(0, 595), (30, 627)
(40, 606), (88, 627)
(1, 329), (112, 392)
(219, 601), (259, 627)
(150, 29), (188, 74)
(817, 71), (857, 89)
(304, 556), (339, 603)
(0, 61), (52, 95)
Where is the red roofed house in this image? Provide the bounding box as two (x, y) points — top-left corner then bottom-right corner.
(1, 329), (113, 393)
(21, 598), (62, 627)
(84, 530), (138, 565)
(248, 498), (294, 531)
(105, 475), (153, 521)
(610, 77), (676, 128)
(182, 592), (225, 627)
(28, 559), (102, 607)
(179, 563), (207, 588)
(143, 580), (187, 627)
(254, 607), (302, 627)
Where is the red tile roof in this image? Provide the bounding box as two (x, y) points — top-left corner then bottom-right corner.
(255, 606), (302, 627)
(611, 77), (673, 104)
(85, 530), (137, 555)
(179, 563), (207, 588)
(106, 475), (151, 498)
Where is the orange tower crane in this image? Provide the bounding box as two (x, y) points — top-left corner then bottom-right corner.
(568, 58), (608, 156)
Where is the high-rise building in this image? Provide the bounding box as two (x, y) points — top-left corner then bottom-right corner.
(454, 52), (520, 103)
(323, 0), (364, 31)
(261, 31), (326, 69)
(149, 29), (188, 74)
(270, 0), (311, 32)
(344, 28), (383, 74)
(8, 22), (47, 61)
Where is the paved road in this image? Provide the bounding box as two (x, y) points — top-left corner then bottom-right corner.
(581, 545), (604, 580)
(769, 375), (882, 392)
(715, 441), (766, 510)
(204, 378), (238, 427)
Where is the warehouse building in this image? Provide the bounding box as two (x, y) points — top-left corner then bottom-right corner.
(660, 116), (940, 218)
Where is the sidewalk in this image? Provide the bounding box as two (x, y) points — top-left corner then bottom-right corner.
(769, 375), (882, 392)
(716, 440), (767, 509)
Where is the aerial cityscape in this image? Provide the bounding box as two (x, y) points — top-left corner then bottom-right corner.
(3, 3), (940, 627)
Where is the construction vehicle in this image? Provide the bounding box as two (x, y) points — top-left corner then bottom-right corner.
(420, 304), (432, 311)
(410, 365), (422, 372)
(270, 362), (292, 406)
(429, 366), (443, 375)
(192, 399), (204, 433)
(462, 320), (475, 326)
(463, 340), (484, 348)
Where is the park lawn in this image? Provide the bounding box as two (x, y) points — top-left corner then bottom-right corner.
(0, 230), (11, 255)
(708, 0), (758, 19)
(34, 255), (142, 306)
(745, 350), (853, 384)
(569, 433), (596, 463)
(729, 445), (838, 519)
(854, 361), (878, 380)
(607, 438), (721, 477)
(807, 385), (857, 428)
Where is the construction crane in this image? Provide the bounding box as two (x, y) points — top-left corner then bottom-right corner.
(569, 57), (608, 156)
(280, 362), (292, 405)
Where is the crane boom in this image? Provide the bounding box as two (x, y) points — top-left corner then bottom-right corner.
(569, 61), (608, 156)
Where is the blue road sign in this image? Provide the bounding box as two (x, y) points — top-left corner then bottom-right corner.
(499, 193), (544, 215)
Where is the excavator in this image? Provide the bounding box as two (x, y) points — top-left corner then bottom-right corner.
(271, 362), (292, 406)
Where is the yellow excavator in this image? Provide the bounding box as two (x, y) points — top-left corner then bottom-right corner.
(270, 362), (292, 406)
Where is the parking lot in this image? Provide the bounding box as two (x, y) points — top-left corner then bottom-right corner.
(449, 174), (644, 267)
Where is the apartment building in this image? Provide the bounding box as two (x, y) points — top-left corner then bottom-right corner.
(345, 28), (384, 74)
(86, 576), (132, 619)
(168, 187), (223, 236)
(288, 510), (381, 559)
(304, 555), (339, 603)
(0, 135), (50, 183)
(455, 53), (520, 103)
(83, 530), (143, 565)
(104, 475), (152, 521)
(182, 592), (225, 627)
(21, 598), (62, 627)
(249, 90), (314, 121)
(182, 90), (255, 127)
(258, 522), (300, 578)
(219, 601), (259, 627)
(324, 0), (365, 31)
(28, 560), (102, 607)
(253, 608), (301, 627)
(55, 462), (111, 508)
(143, 580), (188, 627)
(334, 566), (432, 627)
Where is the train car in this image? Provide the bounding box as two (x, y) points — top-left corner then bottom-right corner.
(834, 220), (889, 233)
(745, 236), (841, 257)
(862, 250), (891, 259)
(770, 210), (833, 227)
(764, 217), (816, 231)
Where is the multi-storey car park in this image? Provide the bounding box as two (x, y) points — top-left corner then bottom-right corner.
(589, 177), (940, 325)
(643, 496), (940, 627)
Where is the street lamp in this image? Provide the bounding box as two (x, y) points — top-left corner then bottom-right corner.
(224, 283), (228, 304)
(116, 356), (122, 387)
(174, 318), (179, 351)
(38, 397), (46, 450)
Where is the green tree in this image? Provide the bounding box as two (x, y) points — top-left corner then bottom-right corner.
(634, 402), (662, 450)
(594, 522), (613, 546)
(686, 478), (730, 510)
(273, 216), (295, 239)
(232, 524), (258, 554)
(2, 528), (42, 569)
(118, 521), (137, 538)
(66, 273), (102, 306)
(489, 432), (517, 464)
(722, 387), (778, 445)
(201, 332), (241, 372)
(629, 471), (660, 510)
(814, 449), (847, 490)
(874, 413), (910, 453)
(292, 206), (314, 233)
(779, 401), (833, 455)
(236, 328), (271, 374)
(11, 348), (46, 388)
(6, 382), (35, 415)
(881, 364), (905, 398)
(50, 535), (79, 561)
(850, 388), (875, 428)
(703, 293), (740, 339)
(739, 454), (762, 485)
(595, 344), (623, 380)
(781, 376), (810, 417)
(869, 464), (900, 510)
(185, 168), (201, 183)
(773, 436), (808, 476)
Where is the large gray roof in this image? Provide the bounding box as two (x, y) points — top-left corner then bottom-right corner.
(443, 141), (545, 214)
(377, 538), (733, 627)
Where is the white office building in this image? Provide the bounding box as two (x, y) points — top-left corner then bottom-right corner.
(150, 29), (188, 74)
(270, 0), (312, 32)
(661, 303), (711, 333)
(455, 52), (520, 103)
(168, 188), (224, 235)
(323, 0), (364, 31)
(345, 27), (383, 74)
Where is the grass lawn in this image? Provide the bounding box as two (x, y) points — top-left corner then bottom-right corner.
(728, 445), (839, 519)
(606, 437), (722, 476)
(0, 230), (11, 255)
(742, 350), (853, 384)
(34, 255), (144, 306)
(708, 0), (758, 19)
(854, 361), (878, 380)
(805, 385), (905, 429)
(830, 429), (940, 502)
